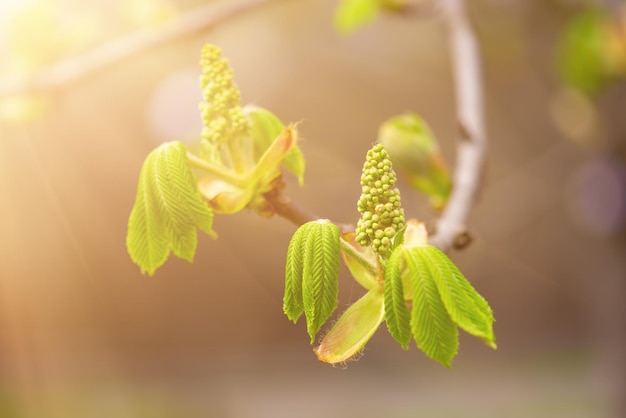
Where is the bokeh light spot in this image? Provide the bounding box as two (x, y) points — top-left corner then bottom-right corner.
(567, 156), (626, 237)
(549, 87), (600, 147)
(146, 68), (204, 143)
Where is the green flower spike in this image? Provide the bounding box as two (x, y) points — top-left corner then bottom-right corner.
(126, 44), (306, 276)
(199, 44), (251, 168)
(355, 144), (405, 257)
(193, 45), (304, 218)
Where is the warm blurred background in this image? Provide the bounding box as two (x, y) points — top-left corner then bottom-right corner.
(0, 0), (625, 417)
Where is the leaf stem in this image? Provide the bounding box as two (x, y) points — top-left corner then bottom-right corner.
(263, 186), (318, 226)
(339, 237), (379, 280)
(186, 152), (247, 187)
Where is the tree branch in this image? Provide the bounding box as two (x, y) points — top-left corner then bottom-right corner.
(264, 187), (318, 227)
(0, 0), (285, 96)
(429, 0), (487, 252)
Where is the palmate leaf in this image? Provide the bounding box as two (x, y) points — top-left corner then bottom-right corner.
(301, 220), (341, 343)
(283, 223), (309, 322)
(404, 248), (458, 367)
(418, 246), (496, 348)
(384, 248), (411, 349)
(126, 141), (216, 275)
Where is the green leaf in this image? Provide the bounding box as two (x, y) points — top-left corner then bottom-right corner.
(126, 141), (216, 275)
(284, 139), (306, 187)
(556, 8), (611, 95)
(302, 220), (341, 343)
(334, 0), (381, 35)
(244, 105), (306, 186)
(378, 113), (452, 210)
(388, 225), (406, 253)
(417, 246), (496, 348)
(404, 248), (458, 367)
(339, 232), (379, 290)
(283, 223), (310, 322)
(384, 248), (411, 349)
(126, 153), (170, 274)
(314, 287), (385, 365)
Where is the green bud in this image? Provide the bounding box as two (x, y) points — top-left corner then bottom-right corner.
(378, 112), (452, 210)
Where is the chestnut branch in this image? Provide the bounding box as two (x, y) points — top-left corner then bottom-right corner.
(429, 0), (488, 252)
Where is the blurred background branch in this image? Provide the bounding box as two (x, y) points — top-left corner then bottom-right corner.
(0, 0), (285, 97)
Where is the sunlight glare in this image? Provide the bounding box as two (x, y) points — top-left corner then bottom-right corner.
(0, 0), (29, 24)
(146, 68), (204, 143)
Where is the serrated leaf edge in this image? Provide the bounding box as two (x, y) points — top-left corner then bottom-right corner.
(126, 142), (215, 275)
(302, 220), (340, 344)
(384, 248), (411, 349)
(405, 248), (459, 367)
(283, 223), (310, 322)
(419, 246), (496, 348)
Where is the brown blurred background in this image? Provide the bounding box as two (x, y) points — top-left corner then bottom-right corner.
(0, 0), (625, 416)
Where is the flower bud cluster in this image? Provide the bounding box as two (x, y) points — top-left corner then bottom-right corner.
(355, 144), (405, 256)
(199, 45), (249, 144)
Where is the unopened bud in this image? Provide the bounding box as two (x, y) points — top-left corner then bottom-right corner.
(378, 112), (452, 210)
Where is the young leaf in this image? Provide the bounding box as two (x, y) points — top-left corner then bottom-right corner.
(251, 124), (297, 186)
(283, 223), (310, 322)
(198, 126), (299, 218)
(378, 113), (452, 210)
(302, 220), (341, 344)
(334, 0), (381, 35)
(126, 141), (216, 275)
(339, 232), (380, 290)
(126, 153), (170, 274)
(417, 246), (496, 349)
(404, 248), (458, 367)
(388, 225), (406, 253)
(244, 105), (306, 186)
(314, 287), (385, 365)
(384, 248), (411, 349)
